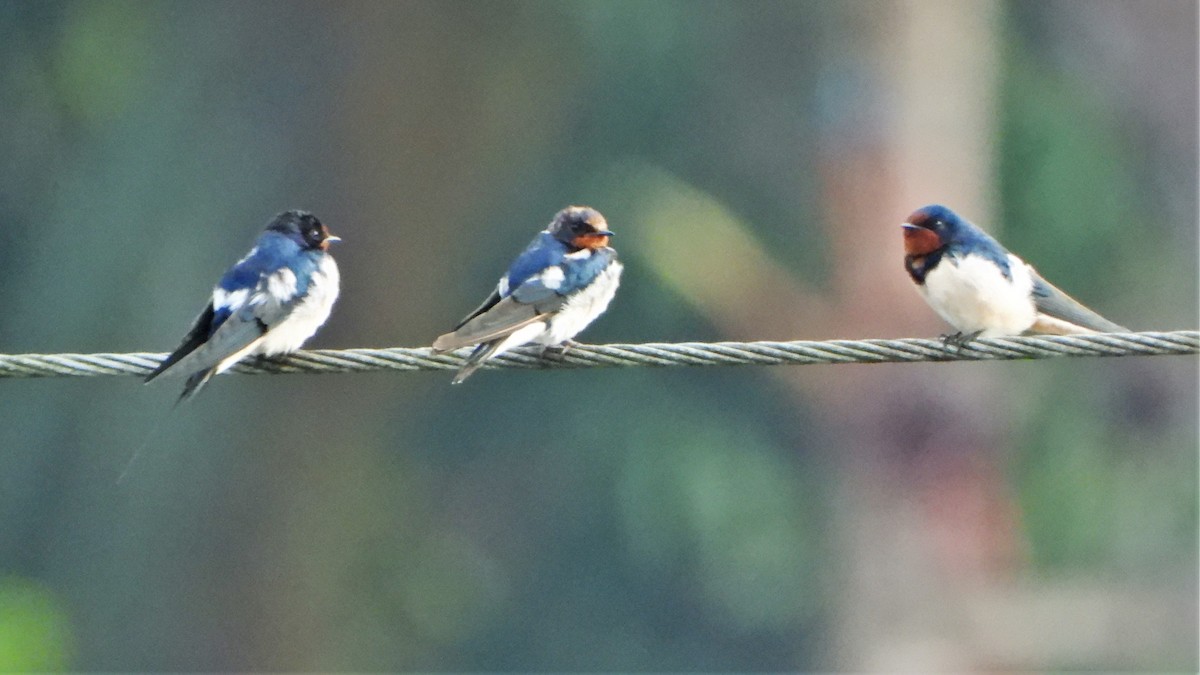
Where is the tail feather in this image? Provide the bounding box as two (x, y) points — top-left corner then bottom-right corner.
(451, 342), (503, 385)
(177, 368), (216, 403)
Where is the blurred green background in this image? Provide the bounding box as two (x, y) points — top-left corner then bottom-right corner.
(0, 0), (1196, 671)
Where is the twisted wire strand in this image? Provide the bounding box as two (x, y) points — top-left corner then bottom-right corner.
(0, 331), (1194, 380)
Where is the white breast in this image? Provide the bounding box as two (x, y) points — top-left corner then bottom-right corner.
(538, 260), (623, 346)
(919, 253), (1035, 337)
(254, 255), (341, 355)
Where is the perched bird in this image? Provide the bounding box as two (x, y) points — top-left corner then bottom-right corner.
(902, 204), (1126, 342)
(433, 205), (623, 384)
(146, 210), (341, 400)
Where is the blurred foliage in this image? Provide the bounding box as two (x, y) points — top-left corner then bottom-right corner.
(0, 576), (73, 671)
(590, 162), (802, 326)
(0, 0), (1194, 671)
(53, 0), (152, 126)
(1000, 41), (1171, 320)
(1012, 366), (1198, 570)
(998, 6), (1198, 575)
(1000, 52), (1133, 277)
(617, 420), (823, 631)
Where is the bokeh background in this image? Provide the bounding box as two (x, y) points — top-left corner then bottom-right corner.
(0, 0), (1196, 671)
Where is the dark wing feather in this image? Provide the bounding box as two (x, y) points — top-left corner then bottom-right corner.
(149, 261), (312, 382)
(432, 295), (566, 352)
(433, 244), (602, 354)
(170, 303), (268, 398)
(146, 306), (268, 388)
(451, 288), (502, 331)
(145, 302), (217, 382)
(1031, 272), (1126, 333)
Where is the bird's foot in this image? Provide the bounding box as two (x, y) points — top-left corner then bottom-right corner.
(940, 330), (983, 349)
(540, 340), (581, 361)
(250, 353), (291, 371)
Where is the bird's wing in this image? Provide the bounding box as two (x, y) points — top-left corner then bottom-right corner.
(504, 232), (565, 290)
(432, 294), (563, 352)
(507, 248), (615, 304)
(145, 306), (269, 381)
(145, 302), (218, 382)
(449, 287), (503, 331)
(433, 249), (571, 352)
(432, 247), (615, 353)
(509, 271), (566, 303)
(445, 234), (565, 331)
(147, 264), (308, 380)
(1030, 270), (1127, 333)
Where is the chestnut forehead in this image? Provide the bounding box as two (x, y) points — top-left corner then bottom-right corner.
(905, 209), (934, 226)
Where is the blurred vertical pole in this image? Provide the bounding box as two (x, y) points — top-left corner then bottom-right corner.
(821, 0), (999, 340)
(891, 0), (998, 218)
(819, 0), (1003, 670)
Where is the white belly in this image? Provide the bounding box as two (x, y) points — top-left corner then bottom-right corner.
(919, 253), (1035, 336)
(538, 260), (623, 345)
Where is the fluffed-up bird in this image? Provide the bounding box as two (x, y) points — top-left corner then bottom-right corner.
(146, 210), (341, 400)
(433, 205), (623, 383)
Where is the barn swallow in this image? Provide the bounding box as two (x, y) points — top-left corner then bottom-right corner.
(146, 210), (341, 400)
(433, 205), (623, 384)
(902, 204), (1125, 342)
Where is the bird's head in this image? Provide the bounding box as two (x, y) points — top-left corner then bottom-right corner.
(549, 206), (614, 251)
(268, 210), (341, 251)
(901, 204), (964, 256)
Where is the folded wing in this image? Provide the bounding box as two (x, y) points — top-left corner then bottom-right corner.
(433, 293), (565, 352)
(146, 264), (307, 399)
(433, 246), (615, 354)
(1030, 271), (1126, 333)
